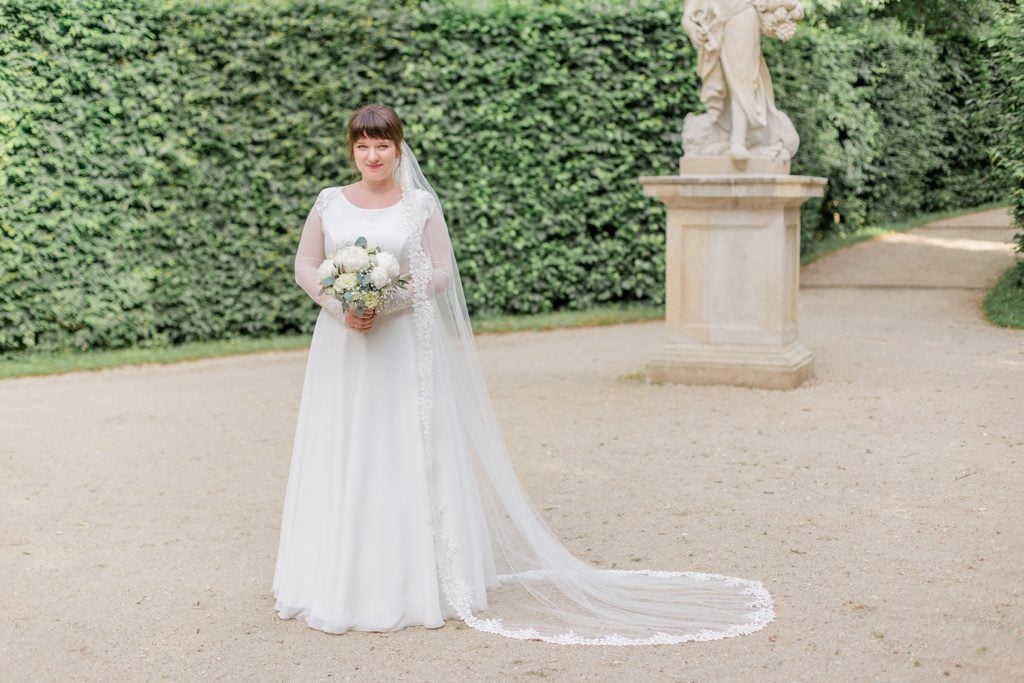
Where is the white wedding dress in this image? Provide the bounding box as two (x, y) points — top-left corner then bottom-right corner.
(273, 145), (774, 645)
(273, 187), (496, 632)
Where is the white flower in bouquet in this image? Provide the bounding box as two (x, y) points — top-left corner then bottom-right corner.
(337, 245), (370, 273)
(369, 266), (391, 289)
(317, 260), (338, 283)
(376, 251), (400, 279)
(362, 291), (381, 310)
(334, 272), (358, 292)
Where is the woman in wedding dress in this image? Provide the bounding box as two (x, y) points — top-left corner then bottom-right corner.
(272, 104), (774, 644)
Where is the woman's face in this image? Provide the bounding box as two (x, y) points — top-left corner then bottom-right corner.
(353, 136), (399, 182)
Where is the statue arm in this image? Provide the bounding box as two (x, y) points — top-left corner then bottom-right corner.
(683, 8), (719, 53)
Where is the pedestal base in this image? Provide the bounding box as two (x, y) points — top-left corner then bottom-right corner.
(645, 341), (814, 390)
(639, 168), (826, 390)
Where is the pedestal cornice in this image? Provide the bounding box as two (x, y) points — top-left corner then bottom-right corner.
(639, 174), (828, 207)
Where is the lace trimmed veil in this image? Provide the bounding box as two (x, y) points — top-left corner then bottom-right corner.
(394, 140), (774, 645)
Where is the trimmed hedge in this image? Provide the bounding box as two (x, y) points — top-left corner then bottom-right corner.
(988, 3), (1024, 286)
(765, 18), (945, 235)
(0, 0), (1005, 354)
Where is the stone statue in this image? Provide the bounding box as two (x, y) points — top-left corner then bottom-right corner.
(681, 0), (803, 163)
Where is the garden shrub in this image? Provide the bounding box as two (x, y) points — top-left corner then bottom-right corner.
(987, 2), (1024, 285)
(0, 0), (1006, 353)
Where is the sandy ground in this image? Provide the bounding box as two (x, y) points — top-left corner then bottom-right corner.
(1, 208), (1022, 682)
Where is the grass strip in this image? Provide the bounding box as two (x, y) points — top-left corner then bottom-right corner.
(983, 265), (1024, 329)
(471, 304), (663, 335)
(1, 305), (664, 379)
(0, 334), (311, 379)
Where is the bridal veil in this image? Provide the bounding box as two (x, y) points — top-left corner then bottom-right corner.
(394, 140), (773, 645)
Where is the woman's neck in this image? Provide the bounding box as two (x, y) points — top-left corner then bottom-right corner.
(358, 177), (399, 194)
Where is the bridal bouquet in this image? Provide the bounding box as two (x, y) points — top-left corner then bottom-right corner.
(317, 237), (407, 315)
(754, 0), (804, 41)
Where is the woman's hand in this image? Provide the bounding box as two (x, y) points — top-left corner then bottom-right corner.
(346, 307), (377, 333)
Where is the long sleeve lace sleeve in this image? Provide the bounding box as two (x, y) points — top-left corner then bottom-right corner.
(422, 198), (454, 296)
(379, 195), (453, 315)
(294, 194), (347, 324)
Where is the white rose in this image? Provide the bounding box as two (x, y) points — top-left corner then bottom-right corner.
(369, 266), (390, 289)
(363, 291), (381, 309)
(337, 245), (370, 273)
(376, 251), (400, 279)
(317, 260), (337, 282)
(334, 272), (358, 292)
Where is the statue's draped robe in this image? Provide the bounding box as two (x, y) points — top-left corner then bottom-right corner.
(683, 0), (778, 137)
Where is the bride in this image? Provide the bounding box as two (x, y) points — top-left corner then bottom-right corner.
(272, 103), (774, 644)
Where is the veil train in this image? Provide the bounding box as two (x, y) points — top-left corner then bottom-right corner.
(395, 140), (773, 645)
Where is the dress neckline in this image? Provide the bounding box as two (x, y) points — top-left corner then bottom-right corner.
(339, 186), (403, 211)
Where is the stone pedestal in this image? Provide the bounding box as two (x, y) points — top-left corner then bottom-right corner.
(639, 162), (827, 390)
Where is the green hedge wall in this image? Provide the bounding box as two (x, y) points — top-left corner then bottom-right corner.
(988, 3), (1024, 285)
(764, 19), (940, 234)
(0, 0), (1005, 354)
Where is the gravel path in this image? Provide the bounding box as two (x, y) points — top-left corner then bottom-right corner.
(2, 208), (1021, 681)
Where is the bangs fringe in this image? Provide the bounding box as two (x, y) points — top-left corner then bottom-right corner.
(347, 104), (404, 149)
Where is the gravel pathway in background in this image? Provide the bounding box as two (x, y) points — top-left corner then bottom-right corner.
(1, 208), (1021, 681)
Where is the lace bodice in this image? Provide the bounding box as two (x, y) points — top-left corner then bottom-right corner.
(293, 185), (452, 323)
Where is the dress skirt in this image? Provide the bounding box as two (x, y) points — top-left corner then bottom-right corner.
(272, 305), (495, 633)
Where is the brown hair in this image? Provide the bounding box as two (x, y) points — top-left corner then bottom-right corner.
(346, 104), (404, 160)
